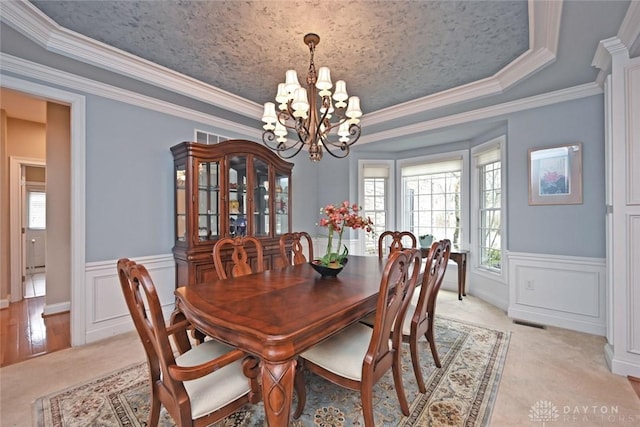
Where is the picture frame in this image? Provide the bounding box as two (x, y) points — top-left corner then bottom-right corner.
(528, 143), (582, 205)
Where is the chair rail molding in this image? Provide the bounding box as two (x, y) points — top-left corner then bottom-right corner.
(507, 251), (605, 336)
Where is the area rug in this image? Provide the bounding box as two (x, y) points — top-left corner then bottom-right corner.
(34, 317), (510, 427)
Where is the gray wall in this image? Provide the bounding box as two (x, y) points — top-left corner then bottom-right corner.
(289, 155), (321, 234)
(318, 94), (606, 259)
(83, 95), (324, 262)
(73, 88), (606, 263)
(506, 95), (605, 258)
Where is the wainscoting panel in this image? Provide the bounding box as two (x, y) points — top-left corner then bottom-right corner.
(508, 252), (605, 335)
(84, 254), (175, 343)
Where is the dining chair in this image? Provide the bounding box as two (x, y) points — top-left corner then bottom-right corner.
(212, 236), (264, 279)
(377, 230), (417, 258)
(116, 258), (261, 427)
(277, 231), (314, 268)
(400, 239), (451, 392)
(293, 249), (422, 426)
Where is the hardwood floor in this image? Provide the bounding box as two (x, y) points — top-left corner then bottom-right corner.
(0, 296), (70, 367)
(630, 376), (640, 401)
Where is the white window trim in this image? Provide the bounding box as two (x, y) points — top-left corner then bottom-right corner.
(358, 159), (395, 255)
(397, 150), (469, 250)
(471, 136), (507, 283)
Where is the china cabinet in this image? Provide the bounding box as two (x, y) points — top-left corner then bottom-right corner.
(171, 140), (293, 286)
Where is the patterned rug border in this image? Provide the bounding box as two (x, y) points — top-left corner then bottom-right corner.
(438, 316), (511, 427)
(33, 361), (148, 427)
(34, 316), (511, 427)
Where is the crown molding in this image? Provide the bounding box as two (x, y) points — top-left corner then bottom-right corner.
(530, 0), (563, 55)
(2, 0), (562, 127)
(360, 82), (602, 146)
(0, 53), (261, 140)
(593, 37), (627, 73)
(618, 0), (640, 53)
(0, 0), (263, 120)
(364, 0), (562, 127)
(592, 2), (640, 87)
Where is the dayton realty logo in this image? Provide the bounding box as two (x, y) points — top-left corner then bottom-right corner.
(529, 401), (637, 424)
(529, 400), (559, 425)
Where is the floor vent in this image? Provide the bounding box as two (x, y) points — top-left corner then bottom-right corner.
(513, 319), (546, 329)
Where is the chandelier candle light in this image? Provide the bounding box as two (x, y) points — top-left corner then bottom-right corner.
(262, 33), (362, 162)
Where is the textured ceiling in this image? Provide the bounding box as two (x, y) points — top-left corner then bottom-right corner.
(2, 1), (634, 153)
(29, 0), (529, 114)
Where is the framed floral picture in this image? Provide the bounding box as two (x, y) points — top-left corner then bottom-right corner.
(528, 143), (582, 205)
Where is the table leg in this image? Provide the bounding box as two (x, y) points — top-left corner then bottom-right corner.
(457, 260), (464, 300)
(449, 252), (467, 301)
(262, 359), (296, 427)
(461, 254), (467, 298)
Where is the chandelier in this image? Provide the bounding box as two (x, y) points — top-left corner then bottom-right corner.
(261, 33), (362, 162)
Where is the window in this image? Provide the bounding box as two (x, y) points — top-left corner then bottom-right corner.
(28, 191), (46, 229)
(401, 156), (463, 249)
(359, 161), (393, 255)
(195, 130), (229, 144)
(473, 138), (504, 272)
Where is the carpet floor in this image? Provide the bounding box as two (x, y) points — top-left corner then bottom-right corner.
(34, 317), (509, 427)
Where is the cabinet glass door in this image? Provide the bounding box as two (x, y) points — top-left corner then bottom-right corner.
(197, 160), (220, 241)
(175, 163), (187, 242)
(253, 157), (269, 237)
(275, 172), (289, 235)
(228, 155), (247, 237)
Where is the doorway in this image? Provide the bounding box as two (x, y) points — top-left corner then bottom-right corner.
(23, 166), (47, 299)
(1, 87), (73, 364)
(2, 75), (87, 348)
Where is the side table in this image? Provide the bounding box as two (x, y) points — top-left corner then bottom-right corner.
(420, 248), (469, 300)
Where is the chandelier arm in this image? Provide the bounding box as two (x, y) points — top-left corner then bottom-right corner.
(262, 130), (288, 151)
(318, 134), (350, 159)
(276, 110), (301, 132)
(275, 140), (307, 159)
(317, 124), (362, 150)
(262, 130), (307, 159)
(319, 115), (346, 135)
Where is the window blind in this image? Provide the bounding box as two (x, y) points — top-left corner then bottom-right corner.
(363, 165), (390, 178)
(401, 157), (462, 177)
(475, 144), (501, 166)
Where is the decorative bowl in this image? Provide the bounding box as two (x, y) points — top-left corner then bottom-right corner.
(310, 261), (343, 278)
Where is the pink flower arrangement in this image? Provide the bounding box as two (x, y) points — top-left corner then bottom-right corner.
(317, 201), (374, 267)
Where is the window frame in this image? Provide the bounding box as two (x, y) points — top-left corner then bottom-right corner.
(471, 136), (507, 282)
(358, 159), (395, 255)
(26, 183), (47, 230)
(194, 129), (229, 144)
(397, 150), (469, 251)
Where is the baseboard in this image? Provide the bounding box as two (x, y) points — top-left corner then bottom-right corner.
(43, 301), (71, 316)
(0, 299), (9, 309)
(509, 306), (605, 336)
(604, 343), (640, 377)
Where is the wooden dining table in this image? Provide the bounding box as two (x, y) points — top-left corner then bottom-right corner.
(174, 255), (389, 427)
